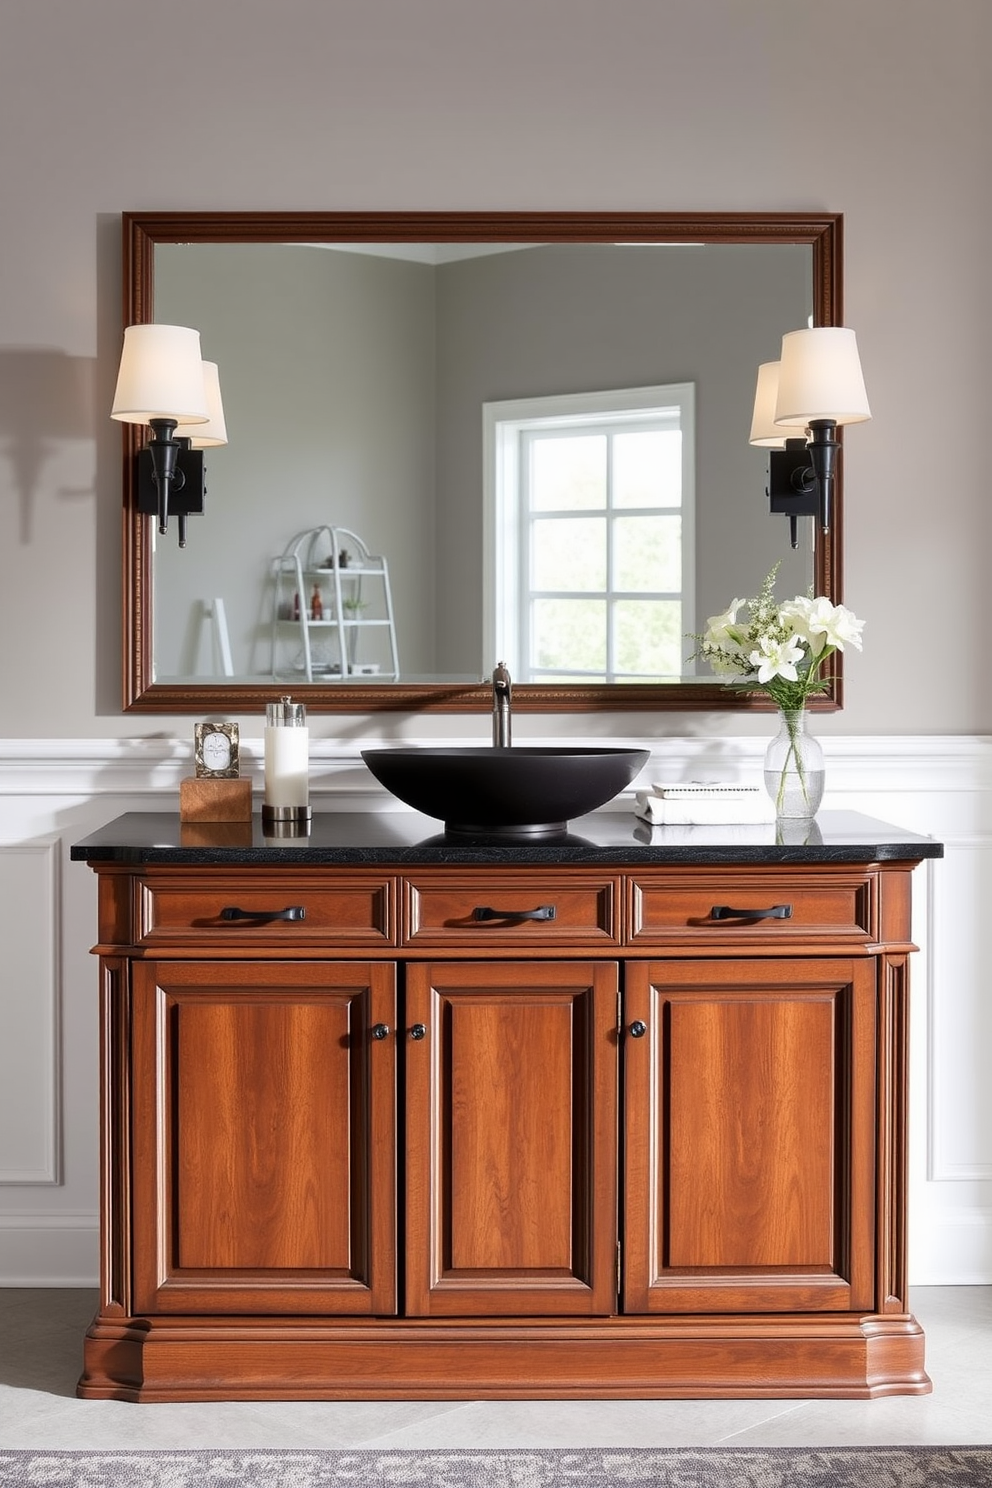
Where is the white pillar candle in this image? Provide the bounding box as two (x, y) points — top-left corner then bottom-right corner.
(263, 696), (310, 824)
(264, 726), (309, 807)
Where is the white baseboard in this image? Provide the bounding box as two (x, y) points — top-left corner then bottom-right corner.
(0, 1215), (98, 1287)
(911, 1211), (992, 1286)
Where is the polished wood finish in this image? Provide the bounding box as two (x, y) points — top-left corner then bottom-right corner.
(79, 855), (930, 1400)
(131, 867), (395, 948)
(78, 1313), (929, 1403)
(178, 776), (252, 823)
(130, 960), (397, 1315)
(120, 210), (844, 715)
(405, 961), (618, 1316)
(628, 868), (873, 947)
(623, 958), (876, 1314)
(402, 870), (621, 948)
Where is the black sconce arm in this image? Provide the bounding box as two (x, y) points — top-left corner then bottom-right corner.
(766, 423), (840, 549)
(805, 419), (840, 536)
(139, 419), (206, 549)
(145, 418), (185, 538)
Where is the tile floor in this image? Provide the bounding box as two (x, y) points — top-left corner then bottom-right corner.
(0, 1288), (988, 1449)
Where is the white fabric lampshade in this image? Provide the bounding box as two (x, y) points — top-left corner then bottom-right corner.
(774, 327), (871, 427)
(179, 361), (228, 447)
(748, 361), (790, 447)
(110, 324), (209, 425)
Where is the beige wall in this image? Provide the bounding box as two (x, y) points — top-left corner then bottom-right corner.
(0, 0), (987, 737)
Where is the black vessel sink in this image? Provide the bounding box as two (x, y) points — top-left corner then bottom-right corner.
(361, 746), (650, 837)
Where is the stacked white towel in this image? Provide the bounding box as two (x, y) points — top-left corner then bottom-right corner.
(635, 782), (776, 825)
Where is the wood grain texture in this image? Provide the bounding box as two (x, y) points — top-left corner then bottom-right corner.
(175, 998), (353, 1269)
(404, 960), (618, 1316)
(178, 777), (252, 823)
(134, 869), (394, 947)
(667, 995), (836, 1268)
(130, 959), (397, 1315)
(622, 957), (877, 1315)
(627, 867), (873, 949)
(77, 1313), (930, 1401)
(81, 855), (928, 1399)
(448, 997), (574, 1271)
(403, 871), (620, 947)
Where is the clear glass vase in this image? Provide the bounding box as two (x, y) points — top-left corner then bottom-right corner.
(763, 708), (825, 820)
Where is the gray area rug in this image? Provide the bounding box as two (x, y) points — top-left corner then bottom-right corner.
(0, 1448), (989, 1487)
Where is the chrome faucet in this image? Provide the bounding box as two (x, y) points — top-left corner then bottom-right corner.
(492, 662), (512, 747)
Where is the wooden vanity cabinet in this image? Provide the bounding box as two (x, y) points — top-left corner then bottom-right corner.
(75, 839), (935, 1402)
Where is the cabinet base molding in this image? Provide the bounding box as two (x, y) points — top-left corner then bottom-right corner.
(78, 1313), (931, 1402)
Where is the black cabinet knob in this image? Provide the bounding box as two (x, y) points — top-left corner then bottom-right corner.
(629, 1020), (647, 1038)
(410, 1023), (427, 1041)
(371, 1023), (390, 1041)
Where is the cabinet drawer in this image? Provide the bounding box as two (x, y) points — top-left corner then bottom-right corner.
(628, 869), (873, 948)
(402, 871), (621, 948)
(134, 872), (395, 947)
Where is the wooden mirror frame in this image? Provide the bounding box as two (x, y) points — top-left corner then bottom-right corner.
(121, 210), (843, 714)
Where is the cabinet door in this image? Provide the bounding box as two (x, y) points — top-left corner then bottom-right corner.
(405, 961), (618, 1317)
(623, 957), (877, 1314)
(131, 960), (397, 1315)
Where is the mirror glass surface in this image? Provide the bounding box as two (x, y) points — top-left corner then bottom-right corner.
(121, 213), (842, 713)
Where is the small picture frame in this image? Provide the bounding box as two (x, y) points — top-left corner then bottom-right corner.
(194, 722), (241, 779)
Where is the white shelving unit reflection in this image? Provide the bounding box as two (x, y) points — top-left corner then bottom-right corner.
(270, 526), (400, 683)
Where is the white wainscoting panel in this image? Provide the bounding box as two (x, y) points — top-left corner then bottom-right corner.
(0, 733), (989, 1285)
(928, 840), (992, 1183)
(0, 838), (61, 1185)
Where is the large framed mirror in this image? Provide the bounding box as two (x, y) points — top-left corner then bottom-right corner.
(121, 211), (843, 713)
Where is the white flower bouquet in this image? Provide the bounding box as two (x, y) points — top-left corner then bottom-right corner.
(696, 565), (864, 711)
(695, 566), (865, 817)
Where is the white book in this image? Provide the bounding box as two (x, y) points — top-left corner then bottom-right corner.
(635, 790), (776, 825)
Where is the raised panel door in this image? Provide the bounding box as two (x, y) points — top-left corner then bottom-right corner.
(131, 959), (397, 1314)
(623, 957), (877, 1314)
(405, 960), (619, 1316)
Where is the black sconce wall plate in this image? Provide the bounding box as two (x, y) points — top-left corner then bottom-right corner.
(767, 438), (818, 549)
(136, 444), (206, 520)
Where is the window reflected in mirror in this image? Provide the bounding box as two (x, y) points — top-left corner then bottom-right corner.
(485, 384), (693, 682)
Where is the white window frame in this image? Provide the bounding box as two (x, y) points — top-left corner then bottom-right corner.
(482, 384), (695, 680)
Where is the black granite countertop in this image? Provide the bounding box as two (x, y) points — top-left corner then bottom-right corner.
(71, 810), (943, 867)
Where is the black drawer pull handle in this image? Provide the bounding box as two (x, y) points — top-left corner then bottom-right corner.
(473, 905), (556, 923)
(629, 1020), (647, 1038)
(219, 905), (306, 924)
(409, 1023), (427, 1041)
(709, 904), (792, 921)
(371, 1023), (390, 1041)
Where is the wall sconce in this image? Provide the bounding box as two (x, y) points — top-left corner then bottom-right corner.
(750, 327), (871, 549)
(111, 324), (227, 548)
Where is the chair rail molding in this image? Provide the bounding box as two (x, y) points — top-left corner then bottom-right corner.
(2, 732), (992, 803)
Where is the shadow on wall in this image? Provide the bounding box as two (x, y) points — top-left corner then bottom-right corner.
(0, 349), (96, 543)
